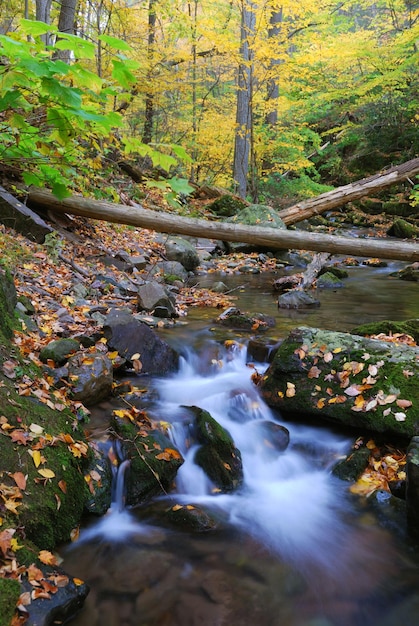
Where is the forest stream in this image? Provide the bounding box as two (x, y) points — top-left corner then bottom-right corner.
(62, 264), (419, 626)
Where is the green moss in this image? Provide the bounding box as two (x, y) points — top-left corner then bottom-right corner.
(351, 319), (419, 344)
(260, 327), (419, 438)
(0, 578), (20, 626)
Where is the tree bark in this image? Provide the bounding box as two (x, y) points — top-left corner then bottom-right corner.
(27, 188), (419, 262)
(278, 157), (419, 225)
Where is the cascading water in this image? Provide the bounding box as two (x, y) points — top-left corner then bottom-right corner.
(155, 340), (353, 569)
(63, 336), (419, 626)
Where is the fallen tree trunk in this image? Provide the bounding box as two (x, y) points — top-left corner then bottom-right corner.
(27, 188), (419, 262)
(278, 157), (419, 225)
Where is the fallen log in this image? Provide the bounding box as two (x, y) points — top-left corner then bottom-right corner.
(27, 188), (419, 262)
(278, 157), (419, 225)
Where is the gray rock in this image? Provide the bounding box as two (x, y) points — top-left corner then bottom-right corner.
(67, 352), (113, 405)
(1, 185), (54, 243)
(165, 237), (200, 271)
(317, 271), (344, 289)
(278, 290), (320, 309)
(103, 307), (179, 374)
(137, 281), (177, 317)
(39, 338), (80, 365)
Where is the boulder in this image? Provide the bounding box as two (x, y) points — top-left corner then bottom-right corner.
(248, 420), (290, 459)
(351, 319), (419, 344)
(187, 406), (243, 492)
(137, 281), (177, 317)
(165, 237), (200, 271)
(317, 271), (344, 289)
(84, 443), (113, 515)
(259, 326), (419, 438)
(103, 307), (179, 374)
(0, 185), (53, 243)
(216, 307), (275, 331)
(111, 417), (183, 505)
(277, 290), (320, 309)
(67, 352), (113, 405)
(39, 338), (80, 365)
(387, 218), (419, 239)
(394, 262), (419, 282)
(207, 194), (247, 218)
(228, 204), (286, 229)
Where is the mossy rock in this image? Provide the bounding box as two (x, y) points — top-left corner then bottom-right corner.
(259, 326), (419, 438)
(387, 218), (419, 239)
(110, 417), (184, 505)
(207, 195), (247, 218)
(227, 204), (286, 229)
(39, 338), (80, 365)
(317, 271), (345, 289)
(332, 444), (371, 481)
(351, 319), (419, 344)
(187, 406), (243, 492)
(0, 578), (20, 626)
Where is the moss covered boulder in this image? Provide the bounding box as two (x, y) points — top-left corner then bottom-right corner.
(259, 326), (419, 438)
(228, 204), (286, 229)
(351, 319), (419, 344)
(110, 416), (184, 505)
(187, 406), (243, 492)
(207, 195), (247, 218)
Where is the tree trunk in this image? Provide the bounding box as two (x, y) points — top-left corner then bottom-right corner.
(142, 0), (157, 145)
(233, 0), (256, 199)
(278, 157), (419, 225)
(27, 188), (418, 262)
(54, 0), (79, 63)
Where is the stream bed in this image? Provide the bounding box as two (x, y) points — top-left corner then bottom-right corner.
(62, 264), (419, 626)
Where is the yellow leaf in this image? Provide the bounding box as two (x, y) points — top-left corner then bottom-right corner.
(39, 550), (58, 565)
(38, 468), (55, 479)
(172, 504), (183, 511)
(32, 450), (42, 468)
(73, 578), (84, 586)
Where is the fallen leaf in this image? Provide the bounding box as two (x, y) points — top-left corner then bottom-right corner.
(396, 399), (412, 409)
(307, 366), (321, 379)
(11, 472), (27, 490)
(38, 550), (58, 566)
(38, 468), (55, 479)
(286, 382), (296, 397)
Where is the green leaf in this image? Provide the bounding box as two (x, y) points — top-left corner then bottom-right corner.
(170, 144), (192, 163)
(41, 77), (82, 109)
(167, 177), (194, 195)
(98, 34), (132, 52)
(19, 19), (57, 38)
(23, 172), (42, 187)
(149, 150), (177, 171)
(70, 64), (103, 92)
(52, 182), (72, 200)
(54, 34), (95, 59)
(111, 59), (137, 89)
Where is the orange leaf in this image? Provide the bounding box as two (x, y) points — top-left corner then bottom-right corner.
(39, 550), (58, 566)
(11, 472), (27, 490)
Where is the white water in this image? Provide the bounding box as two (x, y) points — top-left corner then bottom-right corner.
(155, 340), (353, 569)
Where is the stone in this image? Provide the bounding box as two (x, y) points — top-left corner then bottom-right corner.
(351, 319), (419, 343)
(149, 260), (189, 283)
(394, 262), (419, 282)
(216, 307), (275, 331)
(227, 204), (286, 229)
(387, 218), (418, 239)
(277, 290), (320, 309)
(84, 444), (113, 515)
(259, 326), (419, 438)
(137, 281), (177, 317)
(111, 418), (183, 505)
(67, 352), (113, 405)
(103, 307), (179, 374)
(332, 443), (371, 481)
(187, 406), (243, 492)
(39, 338), (80, 365)
(248, 420), (290, 459)
(317, 271), (344, 289)
(207, 194), (247, 218)
(165, 237), (200, 271)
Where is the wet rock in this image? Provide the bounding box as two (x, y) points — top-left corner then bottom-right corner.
(137, 281), (177, 317)
(216, 307), (275, 331)
(332, 442), (371, 481)
(165, 237), (200, 271)
(21, 566), (90, 626)
(317, 271), (344, 289)
(368, 489), (407, 541)
(103, 307), (179, 375)
(259, 326), (419, 438)
(84, 443), (113, 515)
(249, 420), (290, 459)
(140, 500), (219, 532)
(211, 281), (229, 293)
(247, 338), (279, 363)
(277, 290), (320, 309)
(272, 275), (302, 293)
(187, 406), (243, 492)
(406, 436), (419, 538)
(67, 352), (113, 405)
(111, 417), (184, 505)
(393, 262), (419, 282)
(39, 338), (80, 365)
(319, 266), (349, 279)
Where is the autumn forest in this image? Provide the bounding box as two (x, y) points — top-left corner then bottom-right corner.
(1, 0), (419, 206)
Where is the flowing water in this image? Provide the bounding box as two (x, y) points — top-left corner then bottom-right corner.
(62, 264), (419, 626)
